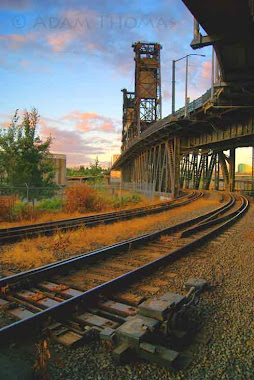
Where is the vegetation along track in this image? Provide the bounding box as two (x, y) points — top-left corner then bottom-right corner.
(0, 191), (200, 245)
(0, 193), (248, 347)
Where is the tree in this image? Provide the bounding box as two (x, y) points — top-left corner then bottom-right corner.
(89, 156), (102, 176)
(0, 108), (55, 198)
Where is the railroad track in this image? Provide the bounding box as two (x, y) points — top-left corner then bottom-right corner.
(0, 191), (200, 245)
(0, 193), (248, 355)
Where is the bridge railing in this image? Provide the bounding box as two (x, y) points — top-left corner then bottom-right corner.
(121, 88), (212, 153)
(175, 89), (211, 117)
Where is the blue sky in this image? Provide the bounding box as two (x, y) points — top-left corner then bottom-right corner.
(0, 0), (252, 167)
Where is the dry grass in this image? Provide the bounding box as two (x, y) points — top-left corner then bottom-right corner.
(0, 210), (93, 229)
(0, 191), (160, 229)
(0, 195), (16, 221)
(0, 200), (159, 229)
(0, 196), (220, 272)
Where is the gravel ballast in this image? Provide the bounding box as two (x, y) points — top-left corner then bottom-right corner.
(46, 203), (254, 379)
(1, 195), (253, 379)
(0, 192), (220, 277)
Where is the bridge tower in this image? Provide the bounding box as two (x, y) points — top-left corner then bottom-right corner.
(121, 89), (135, 151)
(132, 42), (162, 136)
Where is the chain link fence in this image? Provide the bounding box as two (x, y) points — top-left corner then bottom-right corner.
(0, 186), (65, 202)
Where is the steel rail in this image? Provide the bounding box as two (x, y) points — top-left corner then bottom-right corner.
(180, 195), (244, 237)
(0, 191), (198, 244)
(0, 195), (248, 342)
(0, 191), (230, 289)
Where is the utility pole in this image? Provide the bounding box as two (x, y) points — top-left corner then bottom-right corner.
(211, 48), (215, 99)
(184, 55), (189, 118)
(172, 53), (205, 118)
(215, 53), (220, 83)
(172, 60), (176, 115)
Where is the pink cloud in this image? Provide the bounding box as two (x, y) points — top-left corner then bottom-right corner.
(201, 60), (212, 80)
(1, 0), (30, 9)
(46, 31), (75, 53)
(162, 88), (171, 100)
(0, 112), (19, 128)
(0, 33), (37, 50)
(0, 7), (141, 76)
(62, 110), (120, 133)
(0, 121), (11, 128)
(39, 116), (119, 167)
(19, 60), (30, 68)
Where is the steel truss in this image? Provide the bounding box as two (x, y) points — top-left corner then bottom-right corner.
(121, 145), (236, 198)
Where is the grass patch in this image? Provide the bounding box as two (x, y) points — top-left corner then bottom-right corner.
(0, 196), (220, 271)
(0, 185), (148, 226)
(35, 198), (64, 212)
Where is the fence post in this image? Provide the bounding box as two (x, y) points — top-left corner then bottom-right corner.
(25, 183), (29, 202)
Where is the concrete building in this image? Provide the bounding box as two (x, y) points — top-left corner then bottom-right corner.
(237, 163), (252, 174)
(50, 153), (66, 186)
(110, 155), (121, 184)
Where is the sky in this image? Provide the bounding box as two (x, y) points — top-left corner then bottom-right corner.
(0, 0), (252, 168)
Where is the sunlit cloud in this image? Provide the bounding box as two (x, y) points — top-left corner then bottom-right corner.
(62, 111), (121, 134)
(39, 115), (120, 166)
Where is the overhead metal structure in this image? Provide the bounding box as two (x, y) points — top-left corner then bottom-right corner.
(133, 42), (162, 136)
(121, 89), (135, 151)
(114, 2), (254, 197)
(183, 0), (254, 88)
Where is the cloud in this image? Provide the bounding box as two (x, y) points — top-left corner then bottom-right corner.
(62, 110), (121, 133)
(201, 60), (212, 81)
(0, 121), (11, 128)
(162, 88), (171, 100)
(19, 59), (30, 68)
(46, 30), (78, 53)
(2, 3), (180, 74)
(0, 34), (26, 48)
(190, 59), (212, 96)
(0, 0), (31, 9)
(0, 112), (18, 128)
(39, 115), (120, 166)
(0, 32), (40, 51)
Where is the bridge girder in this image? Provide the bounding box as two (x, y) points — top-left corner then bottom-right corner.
(182, 0), (254, 87)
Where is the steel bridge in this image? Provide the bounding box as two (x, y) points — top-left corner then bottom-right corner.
(112, 0), (254, 197)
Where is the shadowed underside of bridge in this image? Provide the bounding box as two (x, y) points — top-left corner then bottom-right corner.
(183, 0), (254, 86)
(112, 0), (254, 197)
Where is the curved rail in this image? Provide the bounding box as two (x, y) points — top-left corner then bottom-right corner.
(0, 194), (248, 342)
(0, 191), (201, 245)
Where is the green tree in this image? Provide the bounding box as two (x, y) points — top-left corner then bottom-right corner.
(89, 156), (102, 176)
(0, 108), (55, 198)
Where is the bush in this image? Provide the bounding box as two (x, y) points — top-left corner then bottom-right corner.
(130, 194), (142, 204)
(65, 184), (99, 213)
(0, 195), (16, 221)
(35, 198), (64, 212)
(11, 202), (34, 221)
(1, 187), (143, 222)
(110, 194), (142, 209)
(8, 198), (63, 221)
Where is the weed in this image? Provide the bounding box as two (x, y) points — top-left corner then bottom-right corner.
(35, 198), (64, 212)
(65, 184), (101, 213)
(0, 195), (16, 221)
(0, 197), (219, 271)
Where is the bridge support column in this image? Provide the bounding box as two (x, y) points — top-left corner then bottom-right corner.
(203, 153), (216, 190)
(218, 152), (230, 191)
(252, 147), (254, 193)
(229, 149), (235, 192)
(166, 137), (180, 199)
(214, 153), (220, 190)
(202, 154), (209, 190)
(180, 154), (189, 188)
(174, 137), (180, 198)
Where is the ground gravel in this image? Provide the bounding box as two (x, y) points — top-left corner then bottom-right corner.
(0, 192), (220, 277)
(2, 194), (253, 379)
(45, 202), (254, 379)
